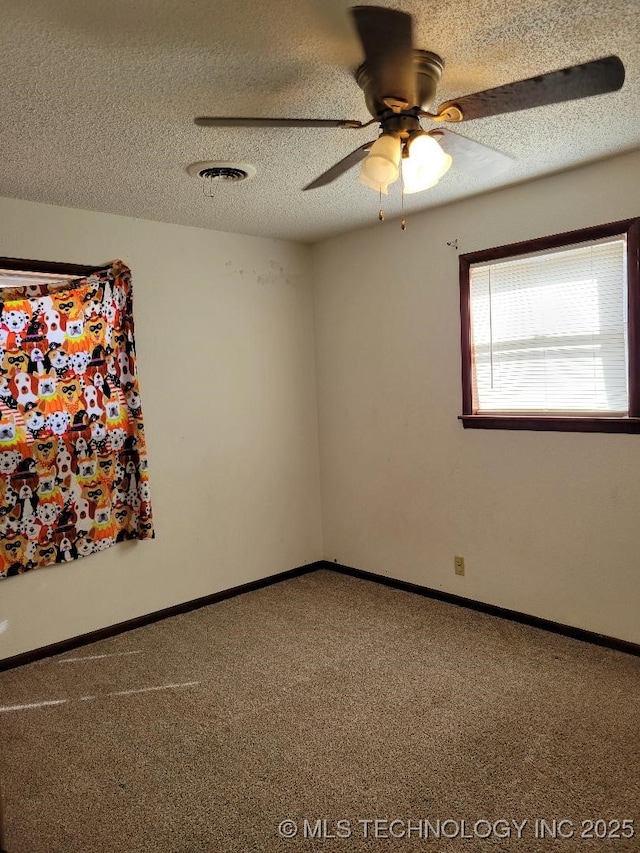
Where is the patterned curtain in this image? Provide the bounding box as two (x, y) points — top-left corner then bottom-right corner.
(0, 260), (153, 578)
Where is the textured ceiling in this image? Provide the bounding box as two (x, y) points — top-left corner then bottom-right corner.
(0, 0), (638, 243)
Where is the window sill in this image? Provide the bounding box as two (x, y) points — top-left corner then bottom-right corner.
(459, 415), (640, 433)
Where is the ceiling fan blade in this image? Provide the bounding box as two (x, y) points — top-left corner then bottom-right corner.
(303, 141), (375, 190)
(309, 0), (363, 69)
(195, 116), (364, 129)
(430, 129), (514, 179)
(436, 55), (625, 121)
(350, 6), (416, 108)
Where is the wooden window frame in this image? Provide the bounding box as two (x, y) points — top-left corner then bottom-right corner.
(0, 256), (102, 278)
(459, 217), (640, 433)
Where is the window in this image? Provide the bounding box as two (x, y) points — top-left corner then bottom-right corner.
(0, 257), (99, 290)
(459, 218), (640, 432)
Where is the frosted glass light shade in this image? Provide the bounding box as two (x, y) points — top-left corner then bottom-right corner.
(358, 171), (391, 194)
(358, 134), (401, 193)
(402, 133), (452, 194)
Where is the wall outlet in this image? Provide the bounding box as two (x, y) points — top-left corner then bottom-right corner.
(454, 556), (465, 576)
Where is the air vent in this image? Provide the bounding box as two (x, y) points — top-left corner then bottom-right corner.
(187, 160), (256, 182)
(199, 166), (247, 181)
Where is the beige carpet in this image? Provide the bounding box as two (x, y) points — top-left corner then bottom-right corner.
(1, 569), (639, 852)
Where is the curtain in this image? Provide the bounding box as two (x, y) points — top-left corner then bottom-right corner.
(0, 260), (153, 578)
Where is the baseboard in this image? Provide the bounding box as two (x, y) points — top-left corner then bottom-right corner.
(0, 561), (323, 672)
(325, 560), (640, 657)
(3, 558), (637, 671)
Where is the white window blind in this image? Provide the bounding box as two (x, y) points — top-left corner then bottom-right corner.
(469, 236), (628, 415)
(0, 269), (71, 289)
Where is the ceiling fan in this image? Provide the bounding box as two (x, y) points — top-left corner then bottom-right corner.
(194, 5), (625, 195)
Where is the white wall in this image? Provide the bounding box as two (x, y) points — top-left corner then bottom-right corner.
(0, 197), (323, 659)
(312, 149), (640, 645)
(2, 149), (639, 658)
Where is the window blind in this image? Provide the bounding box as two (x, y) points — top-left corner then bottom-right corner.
(0, 269), (71, 289)
(469, 236), (628, 415)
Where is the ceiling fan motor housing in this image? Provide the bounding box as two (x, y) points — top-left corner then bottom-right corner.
(356, 50), (445, 116)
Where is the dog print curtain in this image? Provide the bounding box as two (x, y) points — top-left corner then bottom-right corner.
(0, 260), (153, 578)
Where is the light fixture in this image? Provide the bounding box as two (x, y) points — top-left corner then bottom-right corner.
(358, 133), (401, 194)
(358, 130), (452, 197)
(401, 131), (452, 194)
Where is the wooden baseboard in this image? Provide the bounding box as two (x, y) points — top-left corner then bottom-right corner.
(324, 560), (640, 658)
(0, 561), (323, 672)
(2, 558), (637, 671)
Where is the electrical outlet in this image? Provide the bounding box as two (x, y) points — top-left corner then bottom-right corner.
(454, 556), (465, 576)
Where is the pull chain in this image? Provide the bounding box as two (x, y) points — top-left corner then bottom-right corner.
(378, 187), (385, 221)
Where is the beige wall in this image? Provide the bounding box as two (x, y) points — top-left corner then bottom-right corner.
(2, 149), (639, 659)
(0, 197), (323, 659)
(312, 149), (640, 644)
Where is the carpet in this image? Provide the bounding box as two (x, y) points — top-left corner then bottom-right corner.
(1, 569), (638, 851)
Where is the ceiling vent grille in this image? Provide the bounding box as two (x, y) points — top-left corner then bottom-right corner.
(199, 166), (248, 182)
(187, 160), (256, 183)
